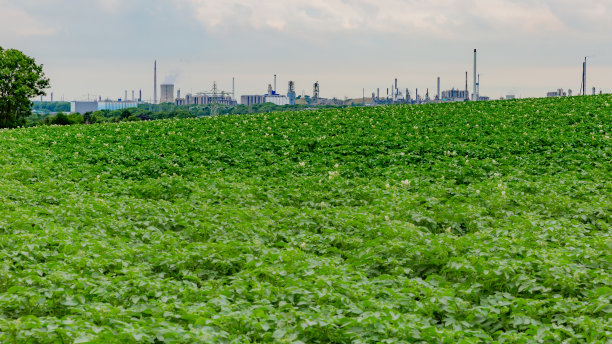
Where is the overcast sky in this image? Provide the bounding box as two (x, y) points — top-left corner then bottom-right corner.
(1, 0), (611, 101)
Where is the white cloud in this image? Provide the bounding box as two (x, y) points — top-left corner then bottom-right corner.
(0, 0), (57, 38)
(182, 0), (612, 38)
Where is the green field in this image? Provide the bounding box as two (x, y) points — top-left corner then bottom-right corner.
(1, 96), (611, 343)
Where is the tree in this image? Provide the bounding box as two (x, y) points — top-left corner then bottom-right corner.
(0, 47), (50, 128)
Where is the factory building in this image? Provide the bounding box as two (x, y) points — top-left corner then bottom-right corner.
(241, 95), (265, 106)
(441, 89), (469, 101)
(264, 94), (290, 106)
(265, 92), (289, 105)
(547, 89), (567, 97)
(70, 100), (139, 113)
(181, 93), (237, 106)
(70, 101), (98, 114)
(98, 100), (139, 111)
(160, 84), (175, 103)
(288, 81), (296, 105)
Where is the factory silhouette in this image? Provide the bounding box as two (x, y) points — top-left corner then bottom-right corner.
(67, 49), (601, 114)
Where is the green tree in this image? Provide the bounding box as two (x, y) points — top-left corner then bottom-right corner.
(0, 47), (50, 128)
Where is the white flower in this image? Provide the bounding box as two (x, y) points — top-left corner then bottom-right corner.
(385, 216), (390, 221)
(334, 163), (339, 169)
(401, 180), (411, 186)
(385, 183), (390, 189)
(299, 162), (306, 168)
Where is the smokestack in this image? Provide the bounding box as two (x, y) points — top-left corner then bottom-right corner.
(274, 74), (277, 93)
(437, 77), (440, 101)
(51, 92), (53, 102)
(139, 89), (142, 102)
(154, 60), (157, 104)
(125, 90), (127, 101)
(465, 71), (468, 100)
(395, 78), (398, 90)
(473, 49), (477, 101)
(377, 88), (379, 100)
(582, 58), (587, 96)
(232, 77), (235, 100)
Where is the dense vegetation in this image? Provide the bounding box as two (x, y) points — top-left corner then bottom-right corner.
(0, 95), (610, 343)
(25, 102), (344, 127)
(31, 101), (71, 114)
(0, 47), (49, 128)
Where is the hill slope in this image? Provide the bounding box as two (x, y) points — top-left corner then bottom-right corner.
(0, 96), (611, 343)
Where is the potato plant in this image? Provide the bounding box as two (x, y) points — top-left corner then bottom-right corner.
(0, 95), (610, 343)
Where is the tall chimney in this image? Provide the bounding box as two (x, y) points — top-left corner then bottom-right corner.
(465, 71), (469, 100)
(232, 77), (235, 100)
(582, 58), (587, 96)
(154, 60), (157, 104)
(437, 77), (440, 101)
(274, 74), (277, 93)
(473, 49), (477, 100)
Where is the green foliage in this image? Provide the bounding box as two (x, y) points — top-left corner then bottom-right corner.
(31, 101), (70, 114)
(0, 47), (50, 128)
(0, 95), (610, 343)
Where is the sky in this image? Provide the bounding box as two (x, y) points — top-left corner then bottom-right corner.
(1, 0), (611, 101)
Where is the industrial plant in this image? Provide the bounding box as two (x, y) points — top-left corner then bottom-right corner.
(62, 50), (607, 114)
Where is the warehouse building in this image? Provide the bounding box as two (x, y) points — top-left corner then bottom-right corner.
(70, 101), (98, 114)
(241, 95), (265, 106)
(98, 100), (139, 111)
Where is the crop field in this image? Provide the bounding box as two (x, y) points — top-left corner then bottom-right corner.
(0, 95), (611, 343)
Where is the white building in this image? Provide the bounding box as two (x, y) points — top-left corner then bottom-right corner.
(264, 94), (290, 106)
(70, 101), (98, 114)
(98, 100), (139, 111)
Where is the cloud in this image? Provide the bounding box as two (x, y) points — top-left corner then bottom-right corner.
(0, 0), (57, 38)
(183, 0), (612, 39)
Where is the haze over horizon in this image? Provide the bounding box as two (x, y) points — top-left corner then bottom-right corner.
(1, 0), (611, 101)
